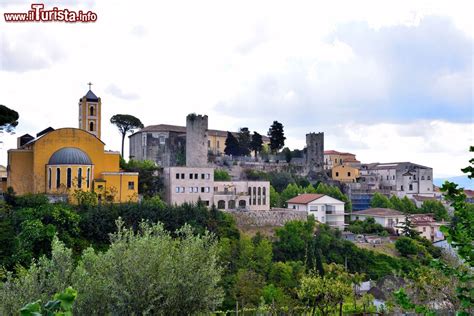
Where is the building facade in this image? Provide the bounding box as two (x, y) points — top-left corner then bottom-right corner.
(332, 164), (360, 183)
(214, 181), (270, 211)
(324, 150), (360, 170)
(351, 208), (406, 230)
(286, 194), (346, 229)
(7, 88), (138, 203)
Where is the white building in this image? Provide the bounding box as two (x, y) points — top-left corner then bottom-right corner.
(286, 194), (346, 229)
(411, 214), (445, 242)
(163, 166), (270, 211)
(358, 162), (434, 198)
(351, 208), (406, 229)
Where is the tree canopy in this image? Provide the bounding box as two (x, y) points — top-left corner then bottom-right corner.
(0, 104), (19, 133)
(267, 121), (286, 153)
(249, 132), (263, 157)
(224, 131), (239, 156)
(110, 114), (144, 157)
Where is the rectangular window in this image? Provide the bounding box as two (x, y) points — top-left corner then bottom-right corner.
(67, 168), (72, 188)
(176, 173), (179, 179)
(205, 187), (210, 193)
(201, 173), (205, 179)
(393, 175), (395, 180)
(194, 173), (198, 179)
(409, 184), (413, 191)
(217, 140), (220, 148)
(206, 173), (210, 179)
(181, 173), (185, 179)
(128, 181), (135, 190)
(189, 187), (193, 193)
(427, 176), (431, 180)
(48, 168), (52, 190)
(335, 172), (339, 177)
(190, 173), (193, 179)
(421, 176), (425, 180)
(180, 187), (185, 193)
(87, 168), (90, 188)
(195, 187), (198, 193)
(176, 187), (180, 193)
(208, 140), (211, 147)
(159, 136), (165, 145)
(78, 168), (82, 189)
(386, 175), (389, 180)
(348, 172), (351, 177)
(201, 187), (205, 193)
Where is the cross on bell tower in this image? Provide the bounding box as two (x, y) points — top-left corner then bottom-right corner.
(78, 83), (102, 140)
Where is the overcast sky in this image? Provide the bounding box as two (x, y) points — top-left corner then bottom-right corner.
(0, 0), (472, 179)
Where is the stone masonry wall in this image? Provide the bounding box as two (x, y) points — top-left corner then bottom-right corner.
(186, 114), (208, 167)
(227, 209), (308, 227)
(305, 132), (324, 172)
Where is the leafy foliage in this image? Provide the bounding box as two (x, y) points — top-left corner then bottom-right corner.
(224, 132), (240, 156)
(110, 114), (144, 157)
(214, 169), (231, 181)
(250, 132), (263, 157)
(347, 217), (386, 235)
(267, 121), (286, 153)
(0, 104), (19, 133)
(120, 159), (162, 197)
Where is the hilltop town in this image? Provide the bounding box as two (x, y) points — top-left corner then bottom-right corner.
(0, 88), (472, 314)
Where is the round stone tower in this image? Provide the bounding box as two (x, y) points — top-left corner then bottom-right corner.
(186, 113), (208, 167)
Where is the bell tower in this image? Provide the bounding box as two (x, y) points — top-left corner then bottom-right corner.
(78, 82), (101, 139)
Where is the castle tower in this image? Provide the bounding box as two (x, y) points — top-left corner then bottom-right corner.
(305, 132), (324, 172)
(78, 83), (101, 139)
(186, 114), (208, 167)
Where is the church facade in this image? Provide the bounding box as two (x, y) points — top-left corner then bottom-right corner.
(7, 87), (138, 203)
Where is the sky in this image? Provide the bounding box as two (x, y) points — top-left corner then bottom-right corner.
(0, 0), (472, 180)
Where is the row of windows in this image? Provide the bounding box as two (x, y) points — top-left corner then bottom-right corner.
(208, 140), (221, 148)
(175, 186), (211, 193)
(48, 167), (90, 190)
(335, 171), (352, 177)
(175, 173), (211, 180)
(247, 186), (267, 196)
(378, 175), (431, 181)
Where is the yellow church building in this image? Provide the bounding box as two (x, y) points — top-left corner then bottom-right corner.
(7, 87), (139, 203)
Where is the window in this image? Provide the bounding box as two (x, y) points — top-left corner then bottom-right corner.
(86, 168), (90, 188)
(89, 106), (94, 116)
(409, 184), (413, 191)
(217, 140), (220, 148)
(128, 181), (135, 190)
(189, 187), (193, 193)
(401, 185), (404, 191)
(206, 173), (210, 179)
(176, 173), (180, 179)
(335, 172), (339, 177)
(263, 197), (266, 205)
(176, 187), (180, 193)
(48, 168), (52, 190)
(201, 187), (205, 193)
(89, 121), (94, 132)
(263, 187), (266, 196)
(180, 187), (185, 193)
(386, 175), (389, 180)
(253, 198), (256, 205)
(67, 168), (72, 188)
(190, 173), (193, 179)
(205, 187), (210, 193)
(194, 173), (198, 179)
(181, 173), (185, 179)
(201, 173), (205, 179)
(217, 200), (226, 209)
(159, 136), (165, 145)
(413, 175), (416, 180)
(253, 187), (256, 195)
(348, 172), (351, 177)
(421, 176), (425, 180)
(258, 187), (261, 196)
(427, 176), (431, 180)
(78, 168), (82, 189)
(393, 175), (395, 180)
(248, 187), (251, 195)
(258, 198), (261, 205)
(208, 140), (211, 147)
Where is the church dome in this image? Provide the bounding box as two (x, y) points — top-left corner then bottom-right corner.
(48, 147), (92, 165)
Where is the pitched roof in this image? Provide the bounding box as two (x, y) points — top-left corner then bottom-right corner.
(85, 90), (99, 102)
(412, 195), (437, 202)
(286, 193), (325, 204)
(352, 208), (404, 217)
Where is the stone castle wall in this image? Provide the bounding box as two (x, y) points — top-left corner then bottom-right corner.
(305, 132), (324, 172)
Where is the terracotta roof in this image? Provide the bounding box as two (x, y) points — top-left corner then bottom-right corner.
(464, 189), (474, 197)
(324, 150), (341, 155)
(286, 193), (325, 204)
(412, 195), (437, 202)
(353, 208), (404, 217)
(410, 214), (439, 225)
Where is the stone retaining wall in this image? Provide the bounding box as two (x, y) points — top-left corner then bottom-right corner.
(227, 209), (308, 227)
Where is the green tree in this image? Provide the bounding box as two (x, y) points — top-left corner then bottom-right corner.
(273, 217), (315, 262)
(214, 169), (231, 181)
(224, 132), (240, 156)
(267, 121), (286, 154)
(282, 147), (292, 163)
(0, 104), (19, 133)
(110, 114), (144, 157)
(249, 131), (263, 158)
(268, 172), (295, 193)
(269, 185), (281, 208)
(280, 183), (302, 207)
(297, 263), (353, 316)
(395, 236), (419, 257)
(233, 269), (265, 308)
(121, 159), (161, 197)
(237, 127), (251, 156)
(20, 287), (77, 316)
(420, 200), (449, 221)
(370, 192), (393, 209)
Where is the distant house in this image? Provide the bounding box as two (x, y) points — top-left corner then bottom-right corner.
(286, 193), (345, 230)
(351, 208), (406, 230)
(411, 214), (445, 242)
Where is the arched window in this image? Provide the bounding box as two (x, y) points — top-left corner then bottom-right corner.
(89, 121), (94, 131)
(217, 200), (226, 209)
(263, 187), (266, 196)
(86, 168), (90, 188)
(78, 168), (82, 189)
(258, 187), (261, 196)
(253, 187), (256, 195)
(89, 106), (94, 116)
(238, 200), (246, 208)
(56, 168), (61, 189)
(228, 200), (236, 209)
(48, 168), (52, 190)
(67, 168), (72, 188)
